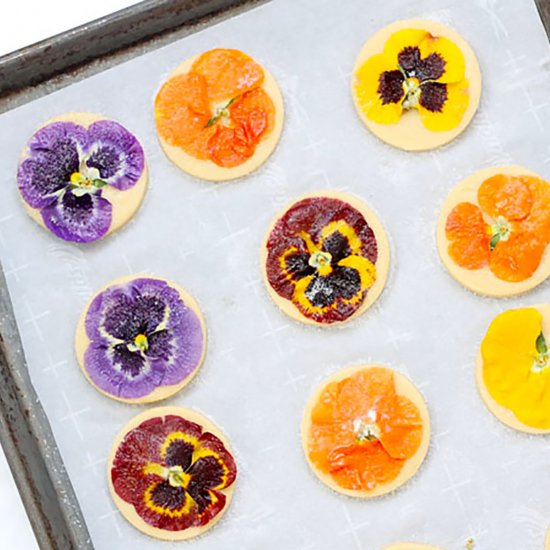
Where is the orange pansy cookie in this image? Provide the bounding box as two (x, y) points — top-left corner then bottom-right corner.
(437, 166), (550, 296)
(302, 365), (430, 498)
(155, 48), (284, 181)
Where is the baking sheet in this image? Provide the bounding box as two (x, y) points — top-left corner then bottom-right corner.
(1, 0), (550, 548)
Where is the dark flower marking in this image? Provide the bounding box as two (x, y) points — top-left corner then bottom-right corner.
(378, 44), (448, 110)
(17, 120), (145, 243)
(418, 81), (448, 112)
(111, 414), (237, 532)
(83, 278), (204, 400)
(378, 70), (405, 105)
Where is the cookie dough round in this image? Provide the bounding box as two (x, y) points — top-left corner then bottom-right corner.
(437, 165), (550, 297)
(261, 191), (390, 326)
(75, 275), (206, 404)
(155, 48), (284, 182)
(382, 545), (443, 550)
(17, 112), (148, 243)
(476, 304), (550, 434)
(352, 19), (481, 151)
(301, 365), (430, 498)
(108, 406), (237, 541)
(545, 524), (550, 550)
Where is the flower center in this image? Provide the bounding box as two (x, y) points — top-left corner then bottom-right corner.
(166, 465), (191, 488)
(127, 333), (149, 353)
(531, 332), (549, 373)
(69, 165), (107, 196)
(402, 77), (421, 109)
(489, 216), (511, 250)
(205, 96), (238, 128)
(353, 412), (381, 443)
(308, 250), (332, 270)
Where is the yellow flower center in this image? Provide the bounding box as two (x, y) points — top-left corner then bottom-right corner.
(402, 77), (422, 109)
(70, 171), (93, 187)
(166, 465), (191, 488)
(134, 333), (148, 352)
(309, 250), (332, 269)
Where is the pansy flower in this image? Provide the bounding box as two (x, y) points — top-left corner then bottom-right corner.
(110, 410), (237, 538)
(304, 367), (425, 494)
(17, 118), (146, 243)
(264, 195), (386, 325)
(354, 28), (470, 131)
(79, 277), (205, 402)
(155, 48), (278, 171)
(481, 307), (550, 430)
(446, 174), (550, 282)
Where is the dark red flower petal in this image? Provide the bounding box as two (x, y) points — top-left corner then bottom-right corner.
(377, 70), (405, 105)
(419, 81), (448, 112)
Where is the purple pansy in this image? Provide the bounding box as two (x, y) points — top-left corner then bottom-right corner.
(84, 278), (204, 400)
(17, 120), (145, 243)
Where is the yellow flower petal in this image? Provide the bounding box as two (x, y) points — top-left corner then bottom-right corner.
(481, 307), (550, 428)
(354, 53), (403, 125)
(419, 35), (466, 83)
(417, 78), (470, 132)
(337, 255), (377, 290)
(383, 29), (429, 62)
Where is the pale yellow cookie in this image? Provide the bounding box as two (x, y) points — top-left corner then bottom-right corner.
(75, 275), (206, 404)
(437, 165), (550, 297)
(352, 19), (481, 151)
(108, 406), (236, 541)
(155, 49), (284, 182)
(302, 365), (430, 498)
(261, 191), (390, 326)
(18, 112), (148, 241)
(476, 304), (550, 434)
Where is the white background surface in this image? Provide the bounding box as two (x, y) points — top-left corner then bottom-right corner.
(0, 2), (137, 548)
(2, 1), (550, 550)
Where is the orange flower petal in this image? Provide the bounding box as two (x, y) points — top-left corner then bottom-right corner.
(478, 174), (533, 221)
(378, 395), (423, 460)
(445, 202), (490, 269)
(489, 232), (546, 282)
(518, 176), (550, 242)
(191, 48), (264, 103)
(154, 72), (214, 159)
(328, 442), (403, 492)
(230, 87), (275, 141)
(336, 367), (394, 421)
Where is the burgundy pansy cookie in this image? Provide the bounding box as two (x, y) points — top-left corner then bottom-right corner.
(108, 407), (237, 540)
(17, 113), (147, 243)
(75, 276), (206, 403)
(261, 192), (390, 325)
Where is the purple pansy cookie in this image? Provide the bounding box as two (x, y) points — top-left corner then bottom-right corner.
(77, 277), (205, 402)
(18, 116), (146, 243)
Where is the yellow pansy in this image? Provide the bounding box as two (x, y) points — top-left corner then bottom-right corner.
(481, 307), (550, 429)
(354, 28), (470, 131)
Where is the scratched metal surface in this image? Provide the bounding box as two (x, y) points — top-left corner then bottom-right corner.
(0, 0), (550, 548)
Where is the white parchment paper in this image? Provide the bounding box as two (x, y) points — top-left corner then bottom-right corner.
(1, 0), (550, 548)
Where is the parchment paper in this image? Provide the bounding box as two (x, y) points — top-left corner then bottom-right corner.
(1, 1), (550, 548)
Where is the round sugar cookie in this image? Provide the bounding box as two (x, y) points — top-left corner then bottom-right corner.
(546, 524), (550, 549)
(301, 365), (430, 498)
(476, 304), (550, 434)
(352, 19), (481, 151)
(154, 48), (284, 181)
(437, 165), (550, 297)
(17, 112), (148, 243)
(108, 406), (237, 541)
(75, 275), (206, 404)
(261, 191), (390, 326)
(382, 545), (443, 550)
